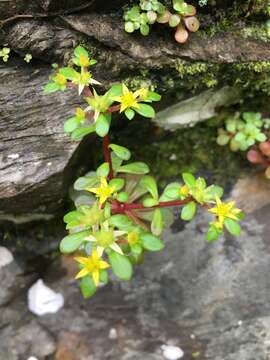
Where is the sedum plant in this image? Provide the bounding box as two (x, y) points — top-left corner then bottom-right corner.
(217, 112), (270, 179)
(124, 0), (200, 43)
(44, 46), (243, 299)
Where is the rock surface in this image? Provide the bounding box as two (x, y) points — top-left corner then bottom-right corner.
(0, 60), (83, 215)
(0, 177), (269, 359)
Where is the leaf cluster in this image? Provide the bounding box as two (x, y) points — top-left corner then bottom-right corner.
(123, 0), (200, 43)
(217, 112), (269, 152)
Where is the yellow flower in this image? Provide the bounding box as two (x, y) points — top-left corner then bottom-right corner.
(208, 197), (241, 228)
(88, 177), (115, 205)
(127, 231), (139, 246)
(112, 84), (141, 113)
(54, 73), (67, 86)
(75, 107), (85, 121)
(85, 221), (126, 256)
(79, 54), (91, 67)
(179, 184), (189, 197)
(74, 250), (109, 286)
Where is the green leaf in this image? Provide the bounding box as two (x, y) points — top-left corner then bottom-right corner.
(64, 117), (79, 133)
(109, 214), (133, 229)
(118, 162), (150, 175)
(116, 191), (129, 202)
(147, 91), (161, 101)
(109, 144), (131, 160)
(217, 134), (230, 146)
(256, 133), (267, 142)
(108, 251), (133, 280)
(140, 24), (150, 36)
(181, 201), (197, 221)
(43, 82), (59, 93)
(151, 208), (163, 236)
(99, 269), (109, 284)
(95, 114), (110, 137)
(59, 67), (77, 80)
(80, 275), (96, 299)
(141, 233), (164, 251)
(107, 83), (123, 97)
(125, 108), (135, 120)
(205, 185), (224, 200)
(60, 230), (89, 253)
(74, 45), (89, 58)
(143, 197), (159, 207)
(74, 175), (98, 191)
(206, 225), (220, 242)
(224, 218), (241, 236)
(109, 178), (125, 191)
(71, 126), (95, 140)
(97, 162), (109, 177)
(182, 173), (196, 188)
(131, 244), (143, 255)
(140, 175), (158, 200)
(159, 182), (181, 201)
(63, 210), (82, 224)
(135, 103), (155, 118)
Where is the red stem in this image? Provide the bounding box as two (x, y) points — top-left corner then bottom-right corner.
(103, 135), (114, 180)
(111, 197), (192, 214)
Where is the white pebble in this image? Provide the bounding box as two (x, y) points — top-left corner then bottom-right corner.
(47, 162), (52, 166)
(28, 279), (64, 316)
(0, 246), (14, 268)
(161, 345), (184, 360)
(190, 333), (196, 340)
(238, 320), (243, 326)
(108, 328), (118, 340)
(27, 357), (39, 360)
(7, 153), (19, 159)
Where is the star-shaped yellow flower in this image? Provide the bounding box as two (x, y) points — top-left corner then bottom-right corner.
(87, 177), (115, 205)
(208, 197), (241, 228)
(74, 249), (109, 286)
(112, 84), (142, 113)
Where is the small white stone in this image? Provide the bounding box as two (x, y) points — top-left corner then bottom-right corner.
(238, 320), (243, 326)
(47, 162), (52, 166)
(161, 345), (184, 360)
(169, 153), (177, 160)
(27, 357), (39, 360)
(108, 328), (118, 340)
(0, 246), (14, 268)
(7, 153), (19, 159)
(28, 279), (64, 316)
(190, 333), (196, 340)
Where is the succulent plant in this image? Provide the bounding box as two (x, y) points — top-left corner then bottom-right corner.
(123, 0), (200, 43)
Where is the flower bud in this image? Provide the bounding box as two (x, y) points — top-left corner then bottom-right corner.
(247, 149), (264, 164)
(259, 141), (270, 157)
(175, 25), (189, 43)
(184, 16), (200, 32)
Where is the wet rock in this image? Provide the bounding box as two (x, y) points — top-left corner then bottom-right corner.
(0, 60), (83, 215)
(153, 86), (241, 130)
(0, 247), (33, 305)
(7, 20), (77, 63)
(0, 319), (56, 360)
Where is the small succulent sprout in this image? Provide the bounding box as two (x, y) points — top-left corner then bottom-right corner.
(169, 14), (181, 27)
(0, 47), (10, 62)
(125, 21), (135, 33)
(24, 53), (32, 63)
(259, 141), (270, 157)
(147, 10), (158, 24)
(156, 10), (172, 23)
(247, 149), (265, 164)
(184, 16), (200, 32)
(175, 24), (189, 43)
(173, 0), (196, 16)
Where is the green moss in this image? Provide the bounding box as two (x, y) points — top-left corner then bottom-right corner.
(241, 24), (270, 42)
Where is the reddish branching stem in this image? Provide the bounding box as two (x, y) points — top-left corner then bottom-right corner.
(102, 135), (114, 180)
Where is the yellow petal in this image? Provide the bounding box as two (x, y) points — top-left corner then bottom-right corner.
(92, 270), (100, 286)
(122, 84), (129, 95)
(75, 267), (89, 279)
(91, 249), (100, 262)
(120, 103), (128, 113)
(208, 207), (218, 215)
(215, 196), (222, 206)
(99, 260), (110, 269)
(74, 256), (90, 266)
(87, 187), (99, 194)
